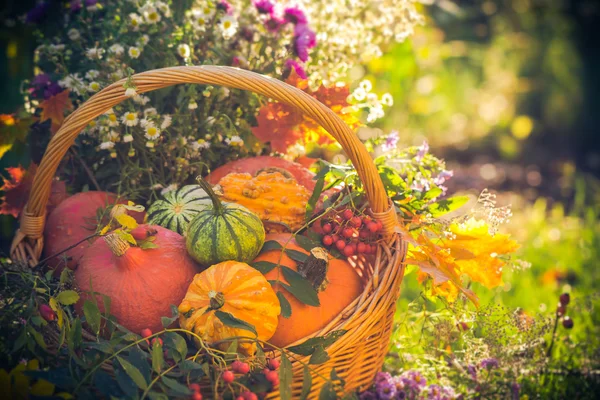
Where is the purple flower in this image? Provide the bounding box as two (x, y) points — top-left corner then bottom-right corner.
(359, 391), (378, 400)
(264, 17), (285, 32)
(26, 2), (49, 24)
(400, 371), (427, 395)
(44, 82), (63, 99)
(293, 25), (317, 62)
(376, 381), (397, 400)
(410, 178), (430, 193)
(284, 6), (308, 25)
(424, 384), (443, 400)
(254, 0), (274, 14)
(433, 169), (453, 186)
(217, 0), (234, 14)
(467, 364), (477, 380)
(71, 0), (82, 12)
(480, 358), (499, 369)
(375, 372), (392, 383)
(511, 382), (520, 400)
(284, 59), (307, 79)
(382, 130), (400, 152)
(32, 73), (51, 88)
(415, 140), (429, 162)
(85, 0), (100, 11)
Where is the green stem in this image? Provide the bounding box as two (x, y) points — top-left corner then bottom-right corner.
(196, 177), (224, 214)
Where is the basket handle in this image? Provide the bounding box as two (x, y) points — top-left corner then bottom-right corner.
(11, 66), (398, 264)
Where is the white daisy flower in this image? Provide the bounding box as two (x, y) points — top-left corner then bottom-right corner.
(121, 112), (139, 127)
(107, 113), (119, 127)
(198, 140), (211, 150)
(129, 13), (143, 30)
(128, 46), (141, 59)
(133, 95), (150, 105)
(108, 130), (120, 141)
(160, 115), (172, 129)
(86, 46), (105, 60)
(85, 70), (100, 80)
(359, 80), (373, 92)
(381, 93), (394, 106)
(144, 124), (161, 140)
(218, 15), (238, 39)
(125, 87), (138, 97)
(155, 1), (171, 17)
(143, 107), (157, 117)
(146, 141), (155, 148)
(144, 7), (161, 24)
(139, 118), (149, 128)
(109, 70), (124, 81)
(123, 134), (134, 143)
(192, 16), (208, 31)
(192, 5), (215, 19)
(58, 73), (85, 94)
(225, 135), (243, 146)
(88, 81), (101, 92)
(109, 44), (125, 56)
(188, 100), (198, 110)
(67, 29), (80, 40)
(137, 34), (150, 47)
(100, 141), (115, 150)
(177, 44), (191, 59)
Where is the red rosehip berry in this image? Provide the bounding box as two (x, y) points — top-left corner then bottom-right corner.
(342, 227), (354, 238)
(562, 316), (574, 329)
(140, 328), (153, 338)
(343, 245), (355, 257)
(267, 358), (280, 370)
(39, 304), (56, 322)
(236, 362), (250, 374)
(375, 220), (383, 231)
(151, 338), (163, 347)
(331, 234), (340, 242)
(222, 370), (235, 384)
(367, 222), (379, 233)
(335, 240), (346, 251)
(342, 209), (354, 220)
(322, 223), (333, 234)
(357, 242), (367, 254)
(322, 235), (334, 246)
(350, 216), (362, 228)
(231, 360), (242, 372)
(370, 244), (378, 254)
(191, 392), (203, 400)
(457, 322), (469, 332)
(236, 397), (245, 400)
(359, 230), (369, 239)
(189, 383), (201, 392)
(242, 392), (258, 400)
(265, 370), (279, 384)
(560, 293), (570, 306)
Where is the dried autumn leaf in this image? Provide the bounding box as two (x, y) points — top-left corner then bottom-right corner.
(39, 90), (73, 133)
(252, 102), (303, 153)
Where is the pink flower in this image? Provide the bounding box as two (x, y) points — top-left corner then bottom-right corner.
(254, 0), (274, 15)
(265, 17), (285, 32)
(217, 1), (233, 14)
(293, 25), (317, 62)
(284, 59), (307, 79)
(284, 6), (307, 25)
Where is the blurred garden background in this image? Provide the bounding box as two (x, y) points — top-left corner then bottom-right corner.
(1, 0), (599, 397)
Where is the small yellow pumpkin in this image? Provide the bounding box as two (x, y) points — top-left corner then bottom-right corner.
(178, 261), (280, 355)
(216, 171), (310, 232)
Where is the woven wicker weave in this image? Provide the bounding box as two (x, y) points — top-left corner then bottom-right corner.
(9, 66), (407, 398)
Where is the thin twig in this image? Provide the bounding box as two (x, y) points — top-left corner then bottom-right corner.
(33, 232), (100, 269)
(70, 148), (101, 191)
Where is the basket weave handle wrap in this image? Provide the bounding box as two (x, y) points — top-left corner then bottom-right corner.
(12, 66), (398, 263)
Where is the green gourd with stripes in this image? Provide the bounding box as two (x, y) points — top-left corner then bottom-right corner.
(147, 185), (212, 235)
(186, 179), (265, 266)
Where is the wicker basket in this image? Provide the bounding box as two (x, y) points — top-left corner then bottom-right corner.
(9, 66), (407, 399)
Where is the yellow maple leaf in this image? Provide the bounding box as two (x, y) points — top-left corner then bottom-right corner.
(116, 214), (138, 230)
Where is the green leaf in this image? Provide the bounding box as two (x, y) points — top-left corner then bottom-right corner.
(139, 240), (159, 249)
(56, 290), (79, 305)
(152, 341), (164, 373)
(306, 177), (325, 219)
(285, 249), (309, 263)
(319, 382), (337, 400)
(163, 332), (188, 363)
(330, 368), (346, 387)
(300, 366), (312, 400)
(148, 393), (169, 400)
(117, 356), (148, 390)
(86, 342), (113, 353)
(423, 186), (443, 201)
(83, 300), (101, 335)
(129, 346), (152, 384)
(27, 326), (47, 350)
(225, 339), (238, 356)
(287, 330), (347, 356)
(427, 195), (470, 217)
(279, 352), (293, 400)
(252, 261), (278, 274)
(261, 240), (283, 253)
(215, 310), (257, 336)
(294, 235), (320, 252)
(59, 268), (71, 285)
(102, 294), (111, 318)
(280, 266), (320, 307)
(160, 304), (179, 327)
(309, 345), (330, 364)
(161, 376), (192, 395)
(277, 291), (292, 318)
(180, 360), (204, 371)
(114, 360), (139, 398)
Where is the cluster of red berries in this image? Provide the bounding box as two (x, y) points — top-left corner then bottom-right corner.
(557, 293), (574, 329)
(320, 208), (383, 257)
(188, 383), (203, 400)
(140, 328), (163, 347)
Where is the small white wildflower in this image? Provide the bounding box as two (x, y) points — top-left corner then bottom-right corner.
(188, 100), (198, 110)
(198, 140), (211, 149)
(86, 46), (105, 60)
(161, 184), (178, 195)
(125, 87), (138, 97)
(143, 107), (157, 117)
(48, 44), (66, 53)
(85, 70), (100, 80)
(108, 130), (120, 141)
(193, 5), (215, 19)
(109, 70), (124, 81)
(58, 73), (85, 94)
(100, 141), (115, 150)
(381, 93), (394, 106)
(225, 135), (243, 146)
(144, 7), (161, 24)
(88, 81), (101, 92)
(67, 28), (80, 40)
(160, 115), (172, 129)
(129, 13), (143, 29)
(139, 118), (150, 128)
(123, 134), (134, 143)
(107, 112), (119, 127)
(192, 16), (208, 31)
(137, 34), (150, 47)
(144, 123), (161, 140)
(133, 95), (150, 105)
(155, 1), (171, 17)
(351, 87), (366, 101)
(146, 141), (155, 148)
(121, 112), (139, 127)
(177, 44), (191, 59)
(128, 46), (141, 59)
(359, 80), (373, 92)
(109, 44), (125, 56)
(218, 15), (238, 39)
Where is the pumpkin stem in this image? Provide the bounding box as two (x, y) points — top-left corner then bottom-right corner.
(196, 177), (224, 215)
(298, 247), (330, 292)
(104, 233), (131, 257)
(208, 290), (225, 310)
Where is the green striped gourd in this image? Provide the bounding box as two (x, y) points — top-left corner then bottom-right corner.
(147, 185), (211, 235)
(186, 179), (265, 266)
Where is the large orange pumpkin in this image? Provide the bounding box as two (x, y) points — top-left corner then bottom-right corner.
(256, 234), (363, 347)
(178, 261), (280, 355)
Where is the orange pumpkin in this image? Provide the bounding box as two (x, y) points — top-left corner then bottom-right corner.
(178, 261), (280, 355)
(256, 234), (363, 347)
